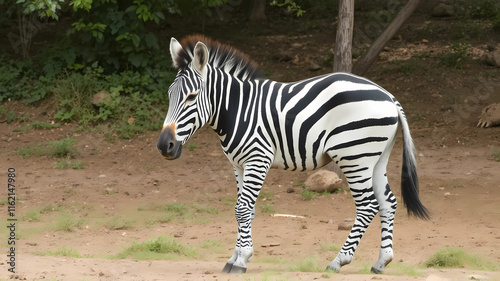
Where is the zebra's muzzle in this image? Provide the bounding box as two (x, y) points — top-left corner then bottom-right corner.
(157, 126), (182, 160)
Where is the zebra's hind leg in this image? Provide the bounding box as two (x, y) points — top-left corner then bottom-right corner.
(326, 163), (379, 272)
(370, 137), (398, 274)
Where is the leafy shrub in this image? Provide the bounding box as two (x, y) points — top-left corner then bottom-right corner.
(439, 42), (470, 69)
(0, 56), (51, 104)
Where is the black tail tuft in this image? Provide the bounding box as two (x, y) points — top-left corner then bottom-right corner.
(401, 149), (430, 220)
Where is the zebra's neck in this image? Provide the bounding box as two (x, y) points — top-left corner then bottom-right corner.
(206, 67), (268, 144)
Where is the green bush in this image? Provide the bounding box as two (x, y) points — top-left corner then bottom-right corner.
(439, 42), (470, 69)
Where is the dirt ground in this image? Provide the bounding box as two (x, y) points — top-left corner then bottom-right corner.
(2, 6), (500, 281)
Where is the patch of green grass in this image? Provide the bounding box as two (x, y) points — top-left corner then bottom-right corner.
(105, 216), (135, 230)
(40, 203), (63, 214)
(219, 195), (236, 206)
(423, 247), (498, 271)
(48, 138), (79, 158)
(71, 160), (86, 169)
(34, 247), (84, 258)
(186, 142), (197, 151)
(319, 243), (340, 252)
(23, 209), (41, 222)
(259, 190), (275, 201)
(290, 256), (324, 272)
(193, 205), (219, 215)
(114, 236), (197, 260)
(389, 262), (423, 277)
(53, 159), (70, 169)
(53, 213), (85, 232)
(139, 203), (218, 226)
(164, 203), (189, 215)
(397, 56), (424, 75)
(260, 202), (276, 214)
(13, 121), (60, 132)
(199, 239), (222, 249)
(356, 263), (372, 274)
(439, 42), (470, 70)
(18, 138), (79, 159)
(299, 188), (316, 201)
(489, 147), (500, 162)
(144, 214), (174, 227)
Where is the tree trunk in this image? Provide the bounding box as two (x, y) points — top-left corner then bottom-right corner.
(324, 0), (355, 176)
(249, 0), (266, 22)
(333, 0), (355, 72)
(352, 0), (423, 76)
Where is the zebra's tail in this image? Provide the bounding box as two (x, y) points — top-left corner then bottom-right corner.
(396, 100), (430, 220)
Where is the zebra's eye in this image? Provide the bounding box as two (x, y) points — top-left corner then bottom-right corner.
(184, 90), (199, 104)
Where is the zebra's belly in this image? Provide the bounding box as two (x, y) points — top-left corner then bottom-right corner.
(270, 150), (332, 171)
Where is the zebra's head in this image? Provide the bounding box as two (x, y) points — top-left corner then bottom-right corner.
(157, 37), (210, 160)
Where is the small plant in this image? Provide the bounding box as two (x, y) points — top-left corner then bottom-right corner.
(53, 159), (70, 169)
(260, 202), (276, 214)
(439, 42), (470, 69)
(299, 188), (316, 201)
(48, 138), (79, 158)
(424, 247), (498, 270)
(18, 138), (79, 159)
(54, 213), (85, 232)
(291, 256), (324, 272)
(34, 247), (84, 258)
(40, 204), (63, 214)
(319, 243), (340, 252)
(186, 142), (197, 151)
(489, 147), (500, 162)
(199, 239), (222, 250)
(23, 209), (41, 222)
(259, 190), (275, 201)
(114, 236), (197, 260)
(71, 160), (86, 169)
(390, 262), (423, 277)
(105, 216), (135, 230)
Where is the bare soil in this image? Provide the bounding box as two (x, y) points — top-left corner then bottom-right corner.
(1, 8), (500, 281)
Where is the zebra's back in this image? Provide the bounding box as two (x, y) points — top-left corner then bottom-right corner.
(260, 72), (400, 171)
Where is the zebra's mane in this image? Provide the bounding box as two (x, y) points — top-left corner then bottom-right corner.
(175, 35), (260, 81)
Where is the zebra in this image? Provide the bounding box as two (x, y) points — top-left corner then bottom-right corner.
(157, 35), (429, 274)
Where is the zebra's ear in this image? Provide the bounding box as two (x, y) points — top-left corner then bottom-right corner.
(170, 37), (183, 68)
(193, 41), (209, 76)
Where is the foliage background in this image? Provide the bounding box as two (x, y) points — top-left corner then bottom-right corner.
(0, 0), (499, 138)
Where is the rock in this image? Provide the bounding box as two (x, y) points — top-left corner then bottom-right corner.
(304, 170), (343, 193)
(432, 4), (454, 17)
(272, 50), (292, 62)
(482, 47), (500, 67)
(308, 62), (321, 71)
(92, 90), (112, 106)
(477, 103), (500, 128)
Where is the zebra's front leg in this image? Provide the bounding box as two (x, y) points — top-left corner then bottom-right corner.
(222, 163), (268, 274)
(222, 207), (256, 274)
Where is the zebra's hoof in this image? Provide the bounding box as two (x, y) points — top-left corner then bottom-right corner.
(229, 265), (247, 274)
(325, 265), (340, 273)
(370, 266), (383, 274)
(222, 262), (233, 273)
